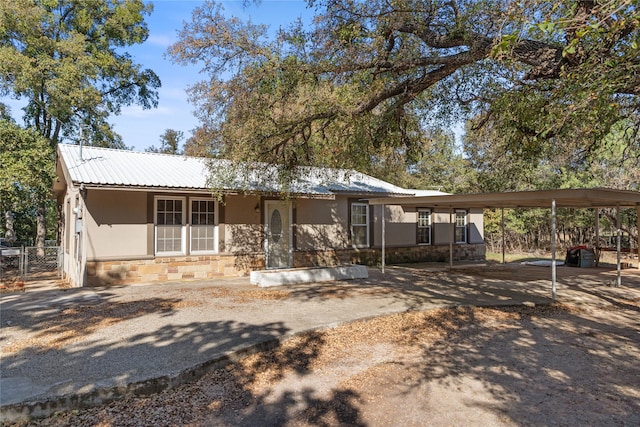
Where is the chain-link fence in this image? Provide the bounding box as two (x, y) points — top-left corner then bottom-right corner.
(23, 246), (62, 277)
(0, 247), (22, 285)
(0, 246), (62, 285)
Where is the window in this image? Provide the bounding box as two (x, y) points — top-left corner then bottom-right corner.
(155, 197), (185, 254)
(417, 209), (431, 244)
(455, 210), (467, 243)
(190, 199), (217, 253)
(351, 203), (369, 248)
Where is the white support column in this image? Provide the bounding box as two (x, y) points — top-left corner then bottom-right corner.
(381, 204), (386, 274)
(449, 208), (454, 269)
(501, 208), (506, 264)
(637, 207), (640, 270)
(595, 208), (600, 247)
(595, 208), (600, 266)
(616, 205), (622, 287)
(551, 199), (557, 301)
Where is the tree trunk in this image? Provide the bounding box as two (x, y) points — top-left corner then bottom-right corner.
(4, 211), (16, 245)
(36, 202), (46, 257)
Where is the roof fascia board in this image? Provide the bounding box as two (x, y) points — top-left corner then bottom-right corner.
(77, 184), (337, 200)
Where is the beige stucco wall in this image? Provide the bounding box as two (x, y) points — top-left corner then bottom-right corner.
(80, 190), (486, 260)
(84, 189), (149, 259)
(295, 197), (349, 250)
(309, 201), (486, 249)
(222, 194), (262, 254)
(431, 208), (485, 245)
(372, 205), (418, 247)
(469, 208), (484, 244)
(82, 191), (264, 260)
(371, 206), (484, 247)
(432, 210), (451, 245)
(62, 183), (487, 287)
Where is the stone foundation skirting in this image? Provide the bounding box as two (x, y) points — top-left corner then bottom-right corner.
(86, 254), (265, 286)
(85, 244), (485, 286)
(294, 244), (486, 267)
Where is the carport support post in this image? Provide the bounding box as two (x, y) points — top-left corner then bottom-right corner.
(595, 208), (600, 248)
(501, 208), (506, 264)
(616, 205), (621, 287)
(637, 207), (640, 270)
(449, 208), (454, 269)
(381, 204), (386, 274)
(551, 199), (557, 301)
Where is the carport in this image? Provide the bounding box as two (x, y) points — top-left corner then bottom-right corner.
(369, 188), (640, 300)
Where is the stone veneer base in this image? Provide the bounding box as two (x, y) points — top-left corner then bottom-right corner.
(85, 244), (485, 286)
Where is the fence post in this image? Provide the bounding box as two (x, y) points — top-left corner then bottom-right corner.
(23, 246), (28, 279)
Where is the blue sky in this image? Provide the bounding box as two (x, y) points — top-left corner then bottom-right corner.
(113, 0), (314, 151)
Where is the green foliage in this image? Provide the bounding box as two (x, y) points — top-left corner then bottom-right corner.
(0, 120), (54, 199)
(0, 0), (161, 245)
(0, 119), (55, 242)
(0, 0), (160, 147)
(146, 129), (185, 155)
(402, 129), (474, 193)
(483, 0), (640, 165)
(170, 0), (639, 191)
(466, 112), (639, 252)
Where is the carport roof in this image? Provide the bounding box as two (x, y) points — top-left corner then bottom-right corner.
(369, 188), (640, 209)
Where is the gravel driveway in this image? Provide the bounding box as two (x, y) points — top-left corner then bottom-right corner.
(2, 263), (639, 425)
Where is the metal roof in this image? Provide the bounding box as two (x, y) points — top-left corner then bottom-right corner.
(57, 144), (414, 197)
(368, 188), (640, 209)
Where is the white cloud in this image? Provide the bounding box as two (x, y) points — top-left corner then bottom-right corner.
(146, 34), (175, 48)
(120, 105), (174, 118)
(160, 86), (189, 101)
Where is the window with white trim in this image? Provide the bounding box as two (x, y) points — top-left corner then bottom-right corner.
(455, 210), (467, 243)
(350, 203), (369, 248)
(190, 198), (217, 253)
(155, 197), (185, 255)
(417, 209), (431, 244)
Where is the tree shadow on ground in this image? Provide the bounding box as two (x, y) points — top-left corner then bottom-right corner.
(1, 289), (364, 426)
(283, 265), (558, 311)
(4, 264), (640, 426)
(284, 264), (640, 312)
(386, 303), (640, 426)
(193, 330), (366, 427)
(1, 296), (184, 352)
(5, 321), (365, 426)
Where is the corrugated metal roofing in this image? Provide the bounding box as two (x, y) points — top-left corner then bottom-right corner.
(408, 189), (450, 197)
(57, 144), (415, 196)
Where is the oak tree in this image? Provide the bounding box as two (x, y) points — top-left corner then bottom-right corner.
(0, 0), (160, 248)
(169, 0), (639, 179)
(0, 0), (160, 147)
(0, 120), (55, 246)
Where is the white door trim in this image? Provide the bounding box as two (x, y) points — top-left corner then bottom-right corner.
(264, 200), (293, 269)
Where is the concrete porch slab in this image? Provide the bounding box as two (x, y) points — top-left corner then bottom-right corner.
(249, 265), (368, 287)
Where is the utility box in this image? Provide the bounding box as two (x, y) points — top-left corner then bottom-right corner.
(566, 246), (595, 268)
(579, 250), (595, 268)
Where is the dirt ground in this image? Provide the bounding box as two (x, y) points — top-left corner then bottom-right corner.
(9, 265), (640, 427)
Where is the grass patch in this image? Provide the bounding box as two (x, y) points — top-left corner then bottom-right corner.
(485, 251), (552, 263)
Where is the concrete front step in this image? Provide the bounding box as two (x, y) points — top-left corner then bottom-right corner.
(249, 265), (368, 287)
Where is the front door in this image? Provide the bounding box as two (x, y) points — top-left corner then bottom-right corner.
(265, 201), (292, 269)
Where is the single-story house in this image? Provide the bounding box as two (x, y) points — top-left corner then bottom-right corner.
(53, 144), (485, 287)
